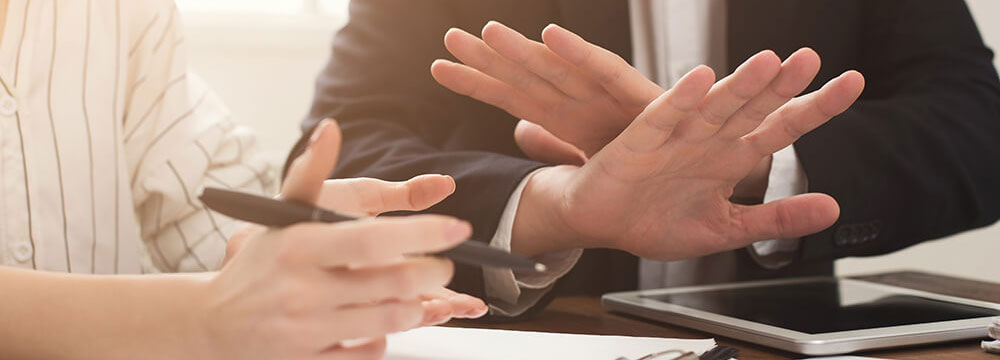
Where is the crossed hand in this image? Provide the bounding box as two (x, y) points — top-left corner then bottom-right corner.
(432, 22), (865, 260)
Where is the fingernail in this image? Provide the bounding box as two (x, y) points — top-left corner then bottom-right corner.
(432, 59), (449, 67)
(310, 120), (330, 145)
(446, 220), (472, 243)
(340, 338), (372, 348)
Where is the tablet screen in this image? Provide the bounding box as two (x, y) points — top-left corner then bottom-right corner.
(642, 279), (1000, 334)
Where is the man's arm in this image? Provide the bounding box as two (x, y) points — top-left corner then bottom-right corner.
(431, 22), (864, 260)
(291, 0), (548, 300)
(431, 2), (1000, 264)
(795, 0), (1000, 260)
(300, 0), (861, 313)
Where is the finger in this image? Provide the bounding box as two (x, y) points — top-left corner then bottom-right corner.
(281, 119), (341, 204)
(431, 59), (549, 122)
(718, 48), (823, 139)
(481, 21), (604, 100)
(420, 298), (453, 326)
(292, 215), (472, 266)
(330, 257), (454, 306)
(401, 175), (457, 212)
(514, 120), (587, 166)
(322, 338), (387, 360)
(448, 294), (489, 318)
(317, 175), (456, 216)
(730, 193), (840, 246)
(744, 70), (865, 155)
(613, 66), (715, 152)
(326, 300), (423, 344)
(418, 286), (464, 302)
(541, 23), (662, 107)
(421, 287), (488, 319)
(694, 50), (782, 130)
(444, 27), (564, 103)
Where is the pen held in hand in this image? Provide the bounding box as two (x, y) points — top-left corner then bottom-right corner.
(199, 187), (547, 273)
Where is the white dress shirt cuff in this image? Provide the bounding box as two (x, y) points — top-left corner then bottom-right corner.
(483, 168), (583, 317)
(749, 145), (809, 269)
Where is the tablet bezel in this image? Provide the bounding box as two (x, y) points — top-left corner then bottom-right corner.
(601, 277), (1000, 355)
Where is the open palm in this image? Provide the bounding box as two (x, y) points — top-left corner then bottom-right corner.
(433, 22), (865, 260)
(433, 22), (660, 157)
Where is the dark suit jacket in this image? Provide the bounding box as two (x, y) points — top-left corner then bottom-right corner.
(289, 0), (1000, 315)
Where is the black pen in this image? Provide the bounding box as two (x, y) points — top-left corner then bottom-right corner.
(199, 187), (547, 272)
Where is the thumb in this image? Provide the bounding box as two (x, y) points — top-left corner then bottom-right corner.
(731, 193), (840, 246)
(281, 119), (341, 205)
(514, 120), (587, 166)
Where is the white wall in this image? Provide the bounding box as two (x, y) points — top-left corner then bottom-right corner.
(183, 1), (1000, 282)
(183, 13), (346, 163)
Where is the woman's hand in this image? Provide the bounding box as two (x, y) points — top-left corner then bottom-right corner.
(202, 120), (480, 359)
(314, 176), (488, 325)
(224, 125), (488, 329)
(223, 175), (457, 264)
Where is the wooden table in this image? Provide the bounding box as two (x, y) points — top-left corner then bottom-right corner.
(451, 272), (999, 359)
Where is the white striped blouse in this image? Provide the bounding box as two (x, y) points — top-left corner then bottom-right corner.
(0, 0), (276, 274)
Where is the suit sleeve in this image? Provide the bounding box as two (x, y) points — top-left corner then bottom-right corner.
(289, 0), (546, 300)
(795, 0), (1000, 261)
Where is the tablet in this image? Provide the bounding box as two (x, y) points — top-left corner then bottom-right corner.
(601, 277), (1000, 356)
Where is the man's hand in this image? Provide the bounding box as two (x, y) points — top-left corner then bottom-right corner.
(432, 23), (865, 260)
(433, 22), (820, 202)
(433, 22), (659, 157)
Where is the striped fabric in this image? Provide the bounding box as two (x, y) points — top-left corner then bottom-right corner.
(0, 0), (276, 274)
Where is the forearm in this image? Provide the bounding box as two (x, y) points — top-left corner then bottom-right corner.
(0, 267), (210, 360)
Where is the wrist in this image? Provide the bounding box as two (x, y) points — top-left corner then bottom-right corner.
(158, 273), (217, 359)
(510, 165), (586, 257)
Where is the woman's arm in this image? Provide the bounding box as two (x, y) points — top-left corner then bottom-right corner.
(0, 267), (211, 359)
(0, 121), (472, 360)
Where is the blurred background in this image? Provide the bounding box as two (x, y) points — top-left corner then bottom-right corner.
(177, 0), (1000, 282)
